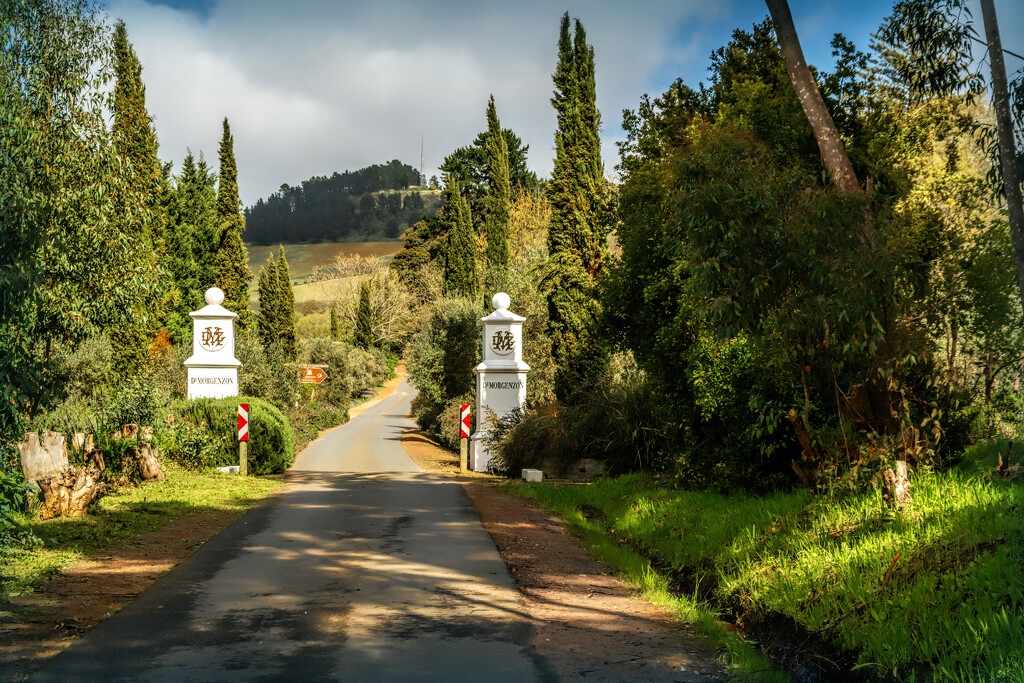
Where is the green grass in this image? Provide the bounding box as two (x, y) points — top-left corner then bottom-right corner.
(1, 461), (283, 602)
(506, 443), (1024, 681)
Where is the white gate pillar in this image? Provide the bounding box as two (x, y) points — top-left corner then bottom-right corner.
(184, 287), (242, 399)
(470, 292), (529, 472)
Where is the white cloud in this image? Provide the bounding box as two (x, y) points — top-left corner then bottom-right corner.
(106, 0), (715, 205)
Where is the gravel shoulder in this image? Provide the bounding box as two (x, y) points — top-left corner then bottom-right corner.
(401, 429), (732, 682)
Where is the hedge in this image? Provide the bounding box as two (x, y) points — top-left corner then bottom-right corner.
(175, 395), (296, 474)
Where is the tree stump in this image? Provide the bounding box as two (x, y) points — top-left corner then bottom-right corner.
(135, 442), (165, 482)
(881, 460), (912, 509)
(37, 467), (105, 519)
(17, 431), (69, 483)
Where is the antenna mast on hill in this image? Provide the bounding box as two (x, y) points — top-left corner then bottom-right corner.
(419, 134), (425, 187)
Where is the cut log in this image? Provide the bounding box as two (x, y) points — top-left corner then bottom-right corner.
(881, 460), (912, 509)
(37, 467), (105, 519)
(135, 442), (165, 482)
(139, 426), (154, 442)
(17, 431), (69, 483)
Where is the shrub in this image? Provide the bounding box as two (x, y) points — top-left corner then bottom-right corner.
(300, 338), (389, 404)
(55, 334), (112, 401)
(237, 337), (299, 411)
(407, 297), (482, 438)
(288, 401), (349, 448)
(166, 420), (222, 470)
(0, 468), (39, 549)
(436, 392), (475, 450)
(175, 396), (296, 474)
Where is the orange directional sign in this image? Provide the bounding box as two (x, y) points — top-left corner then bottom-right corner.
(300, 367), (327, 384)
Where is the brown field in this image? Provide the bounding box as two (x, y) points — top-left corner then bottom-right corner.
(246, 240), (403, 283)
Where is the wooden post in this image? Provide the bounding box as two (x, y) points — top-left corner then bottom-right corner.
(460, 438), (468, 474)
(239, 441), (248, 477)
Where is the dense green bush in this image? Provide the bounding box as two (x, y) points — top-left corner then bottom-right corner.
(237, 337), (299, 411)
(175, 396), (295, 474)
(407, 297), (482, 440)
(166, 420), (221, 470)
(288, 400), (349, 448)
(0, 467), (39, 549)
(299, 338), (389, 404)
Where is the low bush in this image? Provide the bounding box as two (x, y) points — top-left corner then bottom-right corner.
(166, 420), (222, 471)
(288, 401), (349, 449)
(0, 468), (39, 549)
(407, 297), (482, 439)
(299, 338), (389, 404)
(175, 396), (296, 474)
(488, 368), (676, 477)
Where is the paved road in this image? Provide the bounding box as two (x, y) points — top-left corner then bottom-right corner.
(33, 380), (557, 682)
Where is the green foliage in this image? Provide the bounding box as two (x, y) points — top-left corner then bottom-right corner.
(0, 469), (40, 550)
(256, 254), (281, 346)
(440, 125), (537, 228)
(276, 246), (298, 360)
(166, 152), (219, 343)
(484, 95), (512, 274)
(545, 14), (611, 401)
(353, 280), (374, 349)
(299, 337), (388, 405)
(441, 180), (480, 300)
(215, 117), (253, 332)
(110, 19), (166, 376)
(255, 247), (297, 360)
(1, 0), (163, 425)
(329, 306), (340, 341)
(407, 298), (483, 439)
(236, 335), (299, 412)
(244, 161), (435, 244)
(514, 466), (1024, 680)
(176, 395), (295, 474)
(165, 420), (220, 470)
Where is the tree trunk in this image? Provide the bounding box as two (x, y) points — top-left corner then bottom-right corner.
(37, 467), (106, 519)
(135, 441), (165, 482)
(980, 0), (1024, 317)
(766, 0), (862, 196)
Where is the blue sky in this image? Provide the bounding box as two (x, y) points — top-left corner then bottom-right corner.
(106, 0), (1023, 206)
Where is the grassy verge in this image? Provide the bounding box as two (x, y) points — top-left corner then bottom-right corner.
(505, 442), (1024, 681)
(1, 461), (283, 602)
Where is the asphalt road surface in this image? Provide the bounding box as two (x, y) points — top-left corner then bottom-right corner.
(32, 380), (558, 682)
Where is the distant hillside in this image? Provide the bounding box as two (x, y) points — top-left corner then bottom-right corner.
(244, 160), (443, 245)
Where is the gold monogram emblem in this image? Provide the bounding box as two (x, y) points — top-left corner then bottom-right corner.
(490, 330), (514, 356)
(200, 326), (225, 352)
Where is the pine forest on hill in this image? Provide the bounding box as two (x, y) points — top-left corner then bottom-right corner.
(244, 160), (443, 244)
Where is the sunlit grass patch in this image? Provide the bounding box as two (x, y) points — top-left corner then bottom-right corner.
(507, 455), (1024, 681)
(1, 461), (283, 601)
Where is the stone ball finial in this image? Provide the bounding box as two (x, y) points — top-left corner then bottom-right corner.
(492, 292), (510, 311)
(205, 287), (225, 306)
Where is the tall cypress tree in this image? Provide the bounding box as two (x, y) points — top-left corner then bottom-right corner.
(113, 20), (164, 249)
(442, 178), (480, 300)
(484, 95), (512, 274)
(111, 20), (166, 374)
(276, 245), (297, 361)
(544, 14), (610, 401)
(330, 305), (340, 341)
(256, 254), (280, 348)
(354, 280), (374, 349)
(215, 117), (254, 331)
